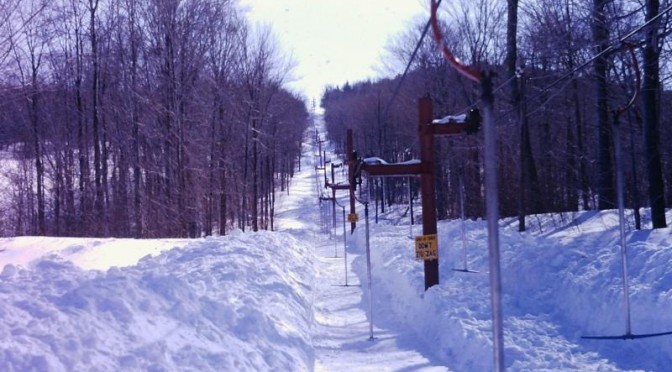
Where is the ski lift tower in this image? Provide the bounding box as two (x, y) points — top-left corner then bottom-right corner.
(351, 96), (479, 290)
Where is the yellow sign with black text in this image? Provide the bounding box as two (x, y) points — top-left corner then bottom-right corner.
(414, 234), (438, 261)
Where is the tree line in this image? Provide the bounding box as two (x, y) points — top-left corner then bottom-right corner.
(0, 0), (308, 238)
(322, 0), (670, 230)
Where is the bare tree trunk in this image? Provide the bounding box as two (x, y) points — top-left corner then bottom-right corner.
(593, 0), (615, 210)
(643, 0), (667, 228)
(505, 0), (538, 231)
(242, 107), (250, 232)
(75, 20), (90, 235)
(252, 116), (259, 232)
(162, 27), (176, 237)
(270, 156), (276, 231)
(564, 116), (577, 211)
(517, 75), (539, 219)
(132, 123), (142, 237)
(219, 165), (227, 236)
(563, 0), (589, 211)
(129, 3), (142, 238)
(571, 77), (590, 209)
(54, 155), (63, 235)
(205, 109), (217, 237)
(64, 105), (76, 235)
(30, 75), (45, 235)
(89, 0), (104, 235)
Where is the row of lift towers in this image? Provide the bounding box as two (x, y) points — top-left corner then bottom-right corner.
(313, 88), (671, 372)
(316, 95), (480, 291)
(315, 95), (483, 350)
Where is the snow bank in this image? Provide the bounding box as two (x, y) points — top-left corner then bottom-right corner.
(350, 210), (672, 371)
(0, 231), (315, 371)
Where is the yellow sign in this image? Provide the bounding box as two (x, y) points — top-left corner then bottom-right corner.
(415, 234), (438, 261)
(347, 213), (359, 223)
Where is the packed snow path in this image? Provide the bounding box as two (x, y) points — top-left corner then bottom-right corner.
(274, 121), (448, 371)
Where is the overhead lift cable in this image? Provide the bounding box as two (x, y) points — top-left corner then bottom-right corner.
(451, 2), (672, 121)
(383, 0), (443, 118)
(525, 2), (672, 118)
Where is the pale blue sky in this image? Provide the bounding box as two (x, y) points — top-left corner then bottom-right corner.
(240, 0), (427, 106)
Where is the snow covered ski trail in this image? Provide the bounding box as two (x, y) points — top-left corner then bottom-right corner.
(309, 237), (448, 372)
(275, 115), (448, 371)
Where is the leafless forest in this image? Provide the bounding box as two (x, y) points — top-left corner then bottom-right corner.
(322, 0), (671, 231)
(0, 0), (308, 237)
(1, 0), (670, 238)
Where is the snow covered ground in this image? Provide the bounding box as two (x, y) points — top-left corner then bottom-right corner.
(1, 115), (672, 371)
(352, 209), (672, 371)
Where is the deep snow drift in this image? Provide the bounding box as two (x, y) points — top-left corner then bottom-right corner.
(350, 208), (672, 371)
(1, 117), (672, 370)
(0, 233), (315, 371)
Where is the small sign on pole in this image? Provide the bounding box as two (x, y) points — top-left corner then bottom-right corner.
(347, 213), (359, 223)
(415, 234), (438, 261)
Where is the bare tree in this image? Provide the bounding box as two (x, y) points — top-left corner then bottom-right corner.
(9, 2), (50, 235)
(593, 0), (616, 210)
(642, 0), (667, 228)
(506, 0), (540, 231)
(239, 25), (294, 231)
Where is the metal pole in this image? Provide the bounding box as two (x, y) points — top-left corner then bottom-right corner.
(342, 205), (348, 286)
(459, 173), (468, 271)
(333, 216), (338, 255)
(324, 155), (329, 189)
(364, 201), (374, 340)
(332, 164), (338, 257)
(315, 163), (319, 199)
(375, 179), (379, 224)
(320, 199), (325, 233)
(409, 176), (415, 226)
(347, 129), (357, 233)
(328, 201), (333, 237)
(382, 178), (386, 215)
(408, 177), (413, 238)
(482, 73), (505, 371)
(613, 115), (632, 336)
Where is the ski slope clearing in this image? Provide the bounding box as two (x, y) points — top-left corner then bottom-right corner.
(1, 116), (672, 370)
